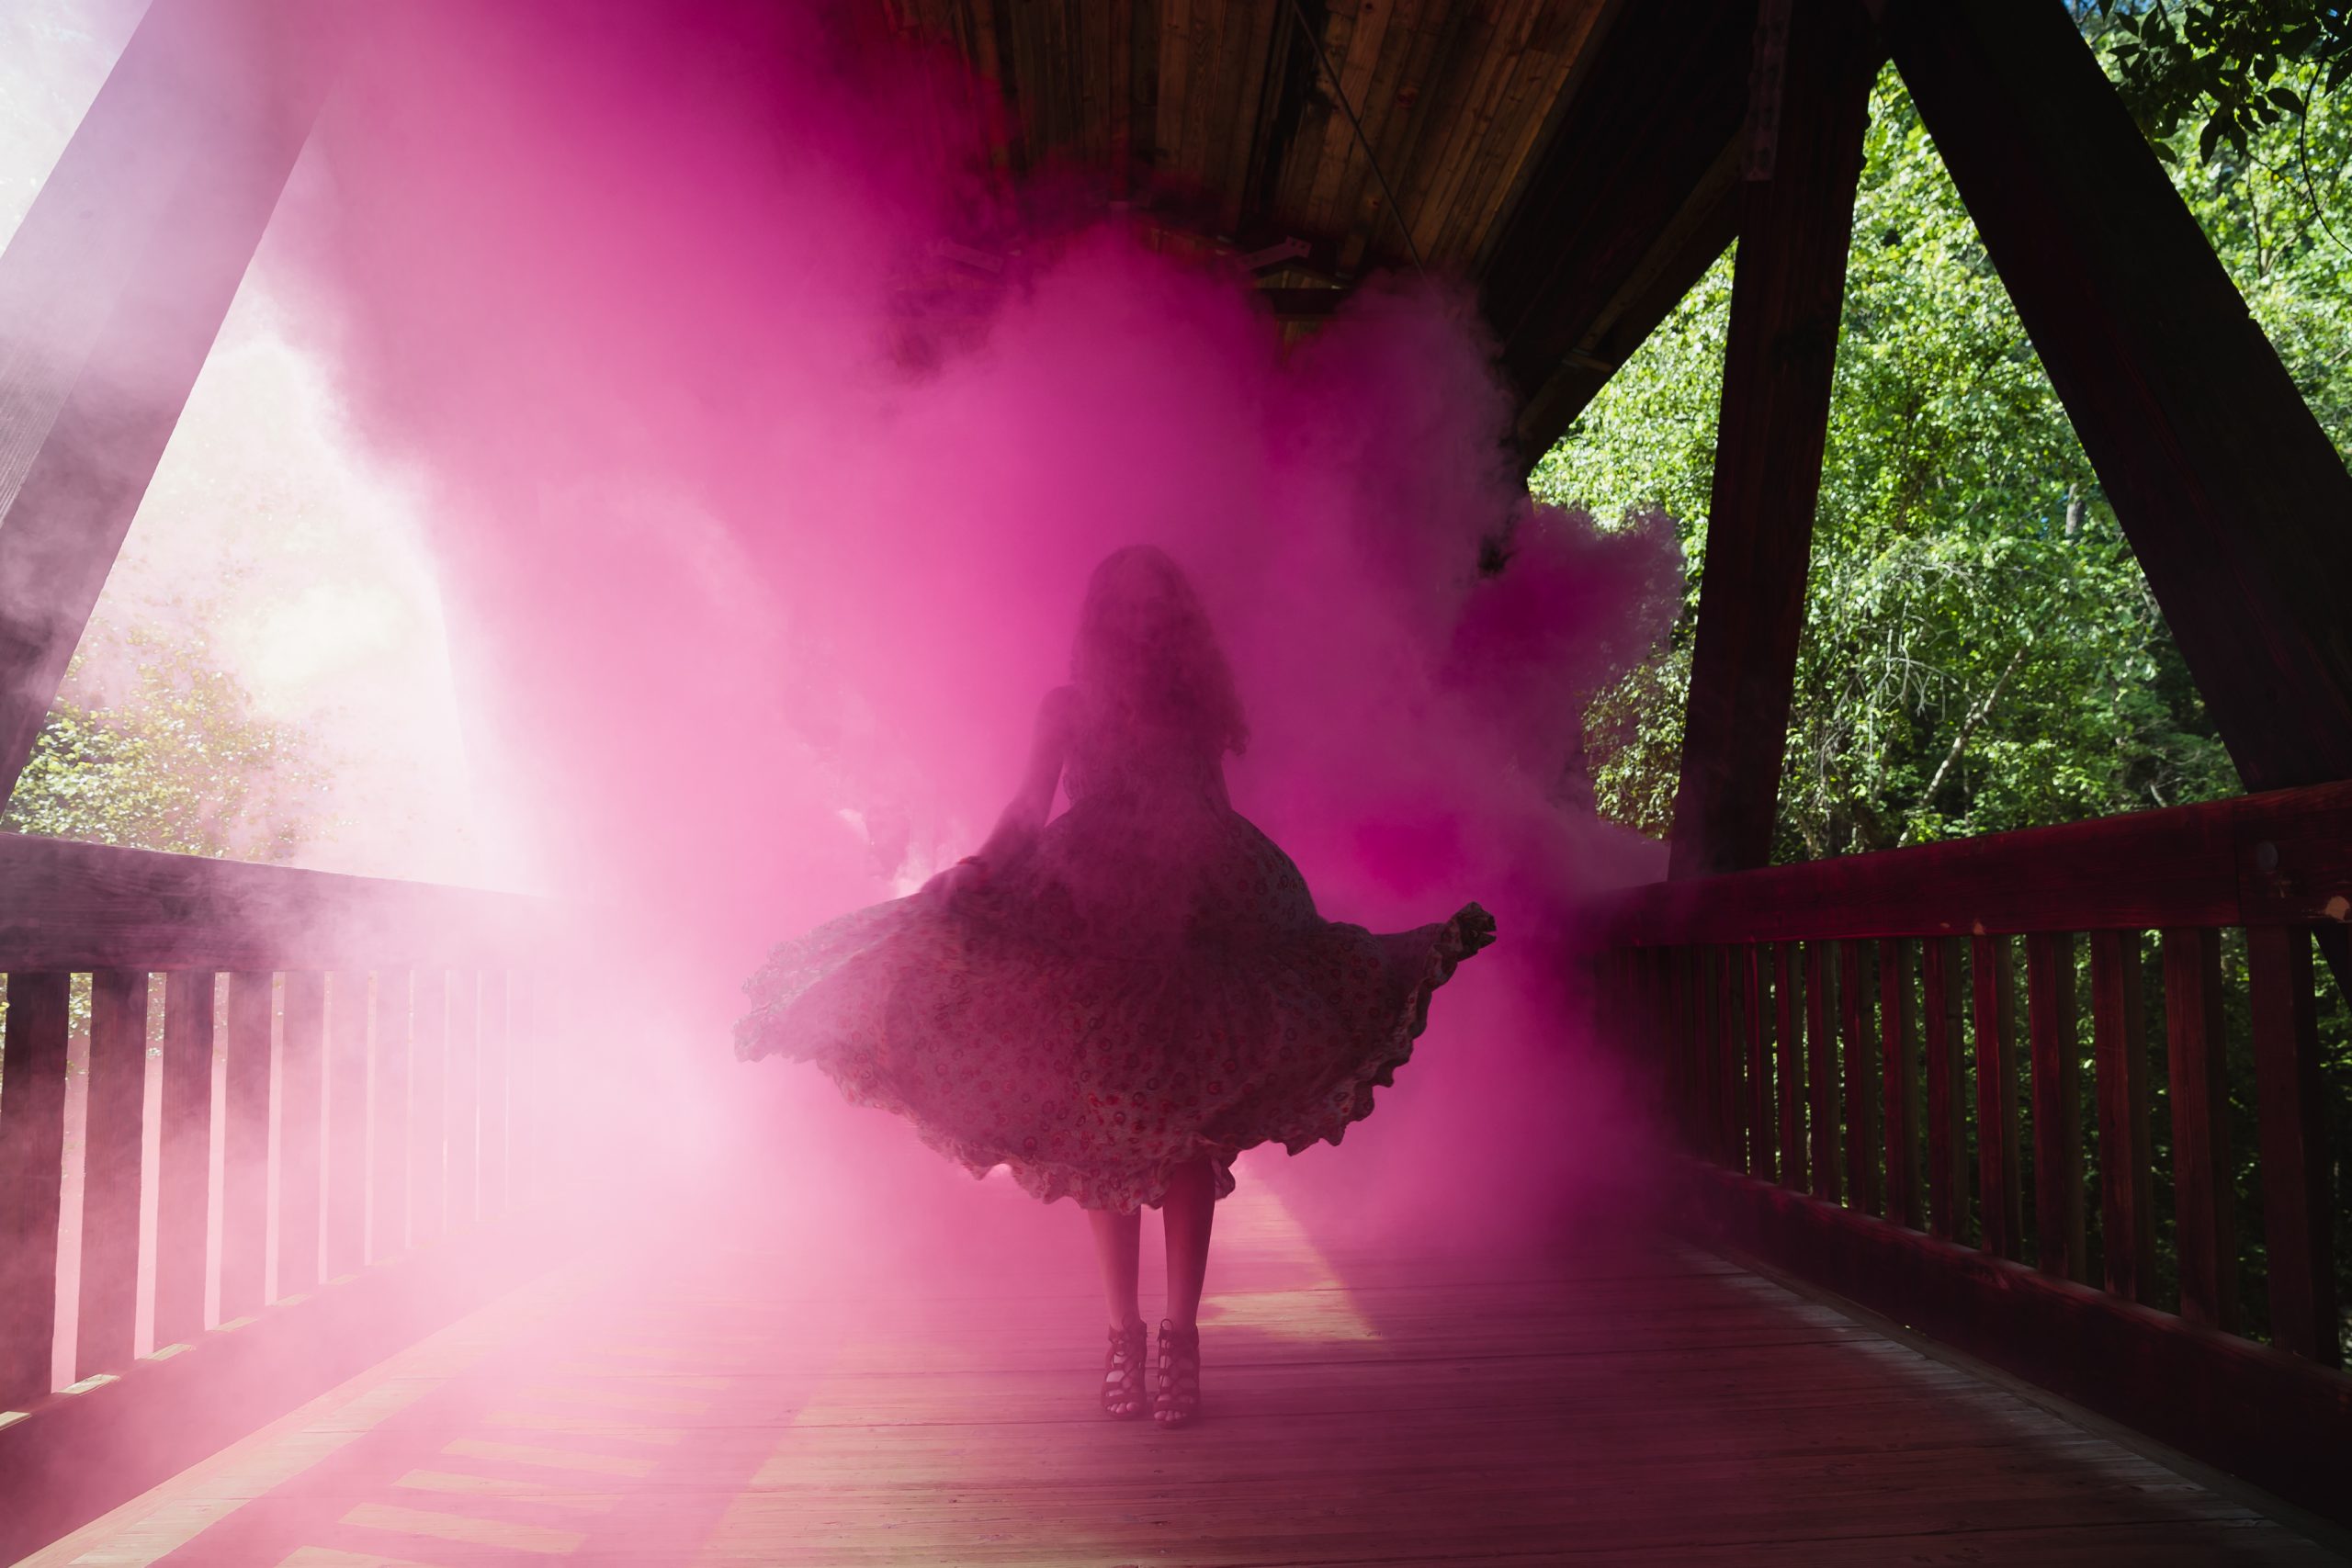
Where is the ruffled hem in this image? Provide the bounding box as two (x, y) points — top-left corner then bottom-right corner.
(738, 903), (1488, 1213)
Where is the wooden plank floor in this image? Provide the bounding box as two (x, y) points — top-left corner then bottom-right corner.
(16, 1180), (2343, 1567)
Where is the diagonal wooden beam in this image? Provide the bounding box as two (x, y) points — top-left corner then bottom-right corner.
(1668, 0), (1883, 879)
(1884, 0), (2352, 793)
(0, 0), (341, 808)
(1507, 152), (1740, 470)
(1476, 0), (1757, 468)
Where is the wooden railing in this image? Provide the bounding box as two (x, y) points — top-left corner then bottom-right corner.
(1592, 780), (2351, 1519)
(0, 831), (549, 1556)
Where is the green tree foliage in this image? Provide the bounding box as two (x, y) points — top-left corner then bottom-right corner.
(2087, 0), (2352, 164)
(1, 616), (326, 863)
(1538, 50), (2352, 1360)
(1532, 58), (2352, 858)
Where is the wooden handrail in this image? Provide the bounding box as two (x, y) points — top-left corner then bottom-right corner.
(1589, 781), (2352, 1522)
(0, 831), (544, 971)
(1593, 777), (2352, 944)
(0, 834), (551, 1428)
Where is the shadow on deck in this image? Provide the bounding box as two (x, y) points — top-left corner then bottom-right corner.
(15, 1183), (2340, 1568)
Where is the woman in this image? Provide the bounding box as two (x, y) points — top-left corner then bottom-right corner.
(737, 545), (1494, 1427)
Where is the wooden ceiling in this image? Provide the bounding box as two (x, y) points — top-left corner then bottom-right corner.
(882, 0), (1763, 465)
(886, 0), (1607, 278)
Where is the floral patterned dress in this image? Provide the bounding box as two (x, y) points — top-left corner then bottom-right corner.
(735, 719), (1490, 1212)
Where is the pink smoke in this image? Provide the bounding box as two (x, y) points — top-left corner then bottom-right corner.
(274, 0), (1678, 1251)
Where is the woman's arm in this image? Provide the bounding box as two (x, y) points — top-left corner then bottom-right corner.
(922, 686), (1075, 902)
(976, 683), (1076, 858)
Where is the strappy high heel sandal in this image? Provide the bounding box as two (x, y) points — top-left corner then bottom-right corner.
(1154, 1320), (1201, 1427)
(1102, 1320), (1148, 1418)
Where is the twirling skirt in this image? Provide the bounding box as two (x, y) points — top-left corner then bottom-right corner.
(736, 800), (1485, 1212)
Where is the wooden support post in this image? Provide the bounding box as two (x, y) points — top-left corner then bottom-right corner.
(1804, 940), (1838, 1201)
(0, 3), (343, 805)
(1884, 1), (2352, 790)
(324, 972), (368, 1278)
(2163, 927), (2238, 1331)
(1971, 934), (2022, 1261)
(1839, 939), (1878, 1213)
(154, 971), (215, 1348)
(219, 972), (272, 1321)
(1774, 942), (1804, 1188)
(2245, 925), (2339, 1366)
(76, 969), (148, 1378)
(1743, 946), (1773, 1179)
(1667, 0), (1879, 879)
(2089, 929), (2155, 1303)
(1920, 936), (1967, 1242)
(1878, 937), (1921, 1229)
(370, 971), (410, 1260)
(480, 970), (508, 1217)
(277, 972), (324, 1296)
(410, 970), (447, 1247)
(2025, 931), (2085, 1282)
(446, 972), (479, 1229)
(0, 972), (71, 1405)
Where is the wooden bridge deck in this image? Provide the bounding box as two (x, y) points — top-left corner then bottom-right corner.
(17, 1183), (2341, 1568)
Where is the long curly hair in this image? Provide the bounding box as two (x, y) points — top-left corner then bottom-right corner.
(1069, 545), (1249, 759)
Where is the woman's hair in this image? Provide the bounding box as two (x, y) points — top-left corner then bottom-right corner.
(1069, 545), (1249, 757)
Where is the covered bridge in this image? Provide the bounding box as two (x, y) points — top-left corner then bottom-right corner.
(1, 1), (2348, 1562)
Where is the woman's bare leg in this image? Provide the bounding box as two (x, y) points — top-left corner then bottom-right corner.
(1088, 1208), (1144, 1330)
(1159, 1156), (1216, 1328)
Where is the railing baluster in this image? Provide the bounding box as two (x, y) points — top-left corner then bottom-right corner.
(278, 972), (326, 1296)
(2245, 924), (2338, 1366)
(1840, 940), (1879, 1213)
(1709, 947), (1736, 1167)
(1674, 947), (1702, 1154)
(1971, 934), (2022, 1260)
(1922, 937), (1966, 1241)
(1703, 948), (1726, 1164)
(1879, 938), (1921, 1229)
(1647, 951), (1671, 1134)
(2026, 931), (2086, 1281)
(154, 971), (216, 1348)
(1650, 951), (1678, 1159)
(2089, 930), (2154, 1303)
(0, 972), (71, 1405)
(1744, 946), (1773, 1181)
(219, 973), (273, 1320)
(370, 971), (411, 1261)
(447, 972), (480, 1228)
(410, 970), (447, 1246)
(481, 971), (509, 1217)
(76, 969), (149, 1377)
(1775, 942), (1804, 1189)
(2162, 927), (2237, 1331)
(1804, 940), (1838, 1201)
(324, 972), (369, 1279)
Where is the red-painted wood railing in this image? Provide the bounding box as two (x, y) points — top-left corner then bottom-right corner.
(1592, 779), (2352, 1518)
(0, 832), (542, 1412)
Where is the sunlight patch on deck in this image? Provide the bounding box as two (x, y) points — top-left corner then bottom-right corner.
(1196, 1182), (1378, 1344)
(392, 1469), (621, 1513)
(337, 1503), (582, 1557)
(15, 1271), (577, 1568)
